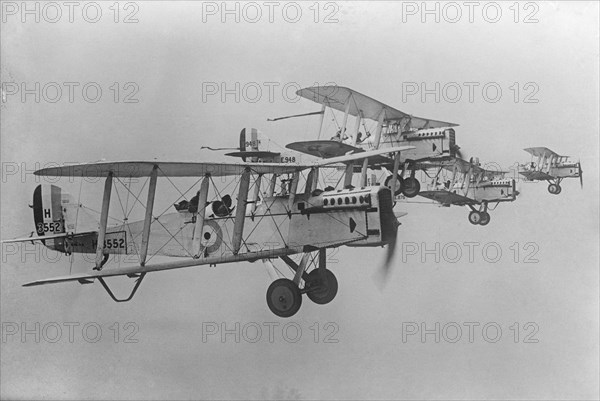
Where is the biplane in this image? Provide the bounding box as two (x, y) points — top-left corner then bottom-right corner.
(416, 157), (518, 225)
(3, 145), (414, 317)
(519, 147), (583, 194)
(284, 86), (461, 198)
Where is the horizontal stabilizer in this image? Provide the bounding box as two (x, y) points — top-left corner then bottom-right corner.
(2, 231), (96, 244)
(225, 151), (281, 159)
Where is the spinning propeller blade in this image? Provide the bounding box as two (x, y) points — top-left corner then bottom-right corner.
(375, 218), (401, 286)
(578, 160), (583, 188)
(450, 143), (463, 159)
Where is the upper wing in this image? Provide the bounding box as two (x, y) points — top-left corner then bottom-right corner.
(34, 147), (415, 178)
(34, 161), (308, 178)
(297, 86), (458, 129)
(523, 147), (562, 158)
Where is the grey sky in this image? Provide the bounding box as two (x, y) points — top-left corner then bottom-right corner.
(1, 1), (599, 400)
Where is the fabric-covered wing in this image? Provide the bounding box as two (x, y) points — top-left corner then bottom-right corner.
(34, 161), (307, 178)
(286, 140), (360, 159)
(523, 147), (562, 158)
(296, 86), (458, 128)
(419, 190), (476, 206)
(287, 141), (412, 167)
(34, 146), (415, 178)
(519, 170), (553, 181)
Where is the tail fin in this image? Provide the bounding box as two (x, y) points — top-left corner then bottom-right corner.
(239, 128), (261, 162)
(33, 185), (65, 247)
(32, 184), (97, 251)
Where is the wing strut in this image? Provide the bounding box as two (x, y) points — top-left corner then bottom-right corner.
(340, 95), (352, 140)
(232, 168), (251, 254)
(267, 174), (278, 197)
(372, 109), (386, 149)
(94, 172), (113, 270)
(249, 173), (262, 215)
(192, 174), (210, 258)
(391, 151), (402, 194)
(316, 104), (326, 139)
(287, 171), (299, 212)
(359, 110), (386, 186)
(343, 163), (354, 187)
(351, 110), (363, 146)
(140, 165), (158, 266)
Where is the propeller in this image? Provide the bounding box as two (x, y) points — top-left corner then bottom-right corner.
(374, 217), (401, 287)
(450, 143), (463, 159)
(578, 160), (583, 188)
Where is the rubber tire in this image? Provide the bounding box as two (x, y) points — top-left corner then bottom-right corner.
(266, 278), (302, 318)
(384, 175), (404, 196)
(402, 177), (421, 198)
(479, 212), (491, 226)
(306, 269), (338, 305)
(555, 185), (562, 195)
(468, 211), (481, 225)
(548, 184), (558, 194)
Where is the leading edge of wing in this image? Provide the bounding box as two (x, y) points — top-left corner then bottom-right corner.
(34, 161), (306, 178)
(34, 147), (415, 178)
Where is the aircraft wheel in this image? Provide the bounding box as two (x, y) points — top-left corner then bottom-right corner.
(479, 212), (491, 226)
(548, 184), (558, 194)
(555, 185), (562, 195)
(402, 177), (421, 198)
(305, 269), (338, 305)
(384, 175), (404, 196)
(468, 211), (481, 225)
(266, 278), (302, 318)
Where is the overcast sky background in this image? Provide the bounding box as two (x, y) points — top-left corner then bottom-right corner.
(1, 1), (599, 400)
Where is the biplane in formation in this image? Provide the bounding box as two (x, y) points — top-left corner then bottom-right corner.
(519, 147), (583, 194)
(416, 158), (517, 225)
(2, 85), (581, 317)
(286, 86), (462, 199)
(4, 144), (413, 317)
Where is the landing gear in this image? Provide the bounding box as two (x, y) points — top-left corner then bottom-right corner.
(548, 183), (562, 195)
(468, 203), (491, 226)
(305, 269), (338, 305)
(384, 174), (404, 196)
(266, 249), (338, 317)
(468, 211), (481, 225)
(384, 162), (421, 198)
(402, 177), (421, 198)
(266, 278), (302, 318)
(479, 211), (491, 226)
